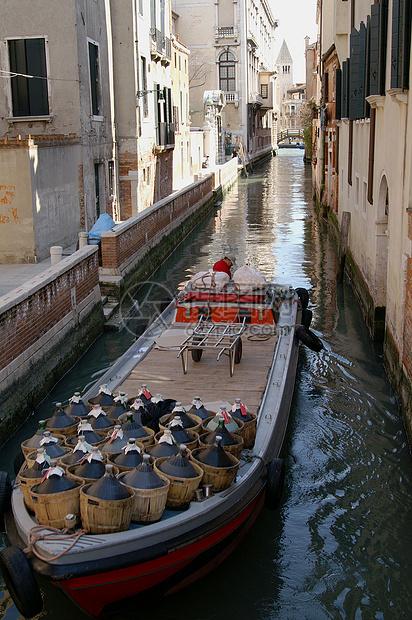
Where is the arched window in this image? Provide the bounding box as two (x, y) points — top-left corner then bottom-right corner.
(219, 51), (236, 92)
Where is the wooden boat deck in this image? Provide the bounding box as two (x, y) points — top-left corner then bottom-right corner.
(120, 330), (278, 414)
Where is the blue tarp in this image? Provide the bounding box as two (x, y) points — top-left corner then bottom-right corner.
(88, 214), (115, 243)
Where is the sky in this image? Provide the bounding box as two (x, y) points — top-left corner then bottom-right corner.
(271, 0), (318, 83)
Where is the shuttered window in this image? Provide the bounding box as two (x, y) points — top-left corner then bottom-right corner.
(358, 22), (368, 118)
(391, 0), (411, 89)
(88, 42), (100, 116)
(349, 28), (360, 120)
(336, 68), (342, 120)
(8, 38), (49, 117)
(342, 60), (348, 117)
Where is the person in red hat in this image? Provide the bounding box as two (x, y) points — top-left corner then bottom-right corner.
(212, 254), (236, 277)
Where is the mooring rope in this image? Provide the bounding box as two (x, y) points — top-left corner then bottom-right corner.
(24, 525), (87, 563)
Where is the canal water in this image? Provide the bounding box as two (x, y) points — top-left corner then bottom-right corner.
(1, 151), (412, 619)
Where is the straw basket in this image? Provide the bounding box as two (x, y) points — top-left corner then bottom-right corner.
(154, 430), (199, 452)
(190, 449), (239, 493)
(201, 416), (244, 436)
(66, 463), (119, 485)
(117, 472), (170, 523)
(159, 413), (202, 434)
(17, 469), (44, 512)
(154, 458), (203, 510)
(44, 417), (79, 438)
(21, 433), (66, 462)
(106, 447), (146, 473)
(198, 433), (244, 459)
(236, 414), (257, 448)
(25, 446), (71, 469)
(80, 484), (134, 534)
(30, 482), (83, 528)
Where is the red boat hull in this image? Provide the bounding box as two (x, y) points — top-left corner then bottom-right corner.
(59, 492), (264, 616)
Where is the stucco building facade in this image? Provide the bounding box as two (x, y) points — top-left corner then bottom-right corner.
(313, 0), (412, 440)
(171, 0), (277, 163)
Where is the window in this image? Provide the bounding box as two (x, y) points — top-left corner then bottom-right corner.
(8, 38), (49, 116)
(141, 57), (148, 118)
(219, 51), (236, 92)
(391, 0), (411, 89)
(88, 41), (100, 116)
(260, 83), (268, 98)
(362, 179), (368, 215)
(139, 0), (143, 15)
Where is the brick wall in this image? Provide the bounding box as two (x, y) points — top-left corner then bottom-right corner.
(101, 174), (214, 272)
(0, 247), (100, 372)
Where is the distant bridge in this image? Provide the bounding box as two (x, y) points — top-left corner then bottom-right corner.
(277, 129), (304, 144)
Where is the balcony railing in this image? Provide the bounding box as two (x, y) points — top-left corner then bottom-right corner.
(150, 28), (171, 62)
(215, 26), (238, 39)
(224, 91), (239, 105)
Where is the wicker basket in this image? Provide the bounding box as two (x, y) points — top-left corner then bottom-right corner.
(118, 472), (170, 523)
(154, 458), (203, 510)
(159, 413), (202, 434)
(154, 430), (199, 452)
(198, 432), (244, 459)
(25, 445), (71, 469)
(201, 416), (244, 436)
(21, 432), (66, 462)
(18, 468), (44, 512)
(44, 417), (79, 438)
(80, 484), (134, 534)
(30, 482), (83, 528)
(66, 463), (119, 485)
(236, 414), (257, 448)
(190, 449), (239, 492)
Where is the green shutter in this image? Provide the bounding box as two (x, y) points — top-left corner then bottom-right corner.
(26, 38), (49, 116)
(349, 28), (360, 120)
(391, 0), (401, 87)
(336, 68), (342, 120)
(342, 60), (348, 117)
(358, 22), (367, 118)
(369, 5), (380, 95)
(378, 0), (389, 94)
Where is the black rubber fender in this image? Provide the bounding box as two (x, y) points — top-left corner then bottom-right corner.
(234, 337), (242, 364)
(0, 472), (11, 531)
(295, 287), (309, 309)
(301, 308), (313, 329)
(0, 546), (43, 618)
(265, 458), (285, 510)
(296, 325), (324, 352)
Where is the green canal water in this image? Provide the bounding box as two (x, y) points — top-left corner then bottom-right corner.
(1, 152), (411, 619)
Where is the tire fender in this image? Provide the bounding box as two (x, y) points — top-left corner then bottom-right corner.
(296, 325), (324, 352)
(295, 287), (309, 309)
(265, 458), (285, 510)
(0, 471), (11, 531)
(14, 451), (25, 477)
(0, 546), (43, 618)
(301, 308), (313, 330)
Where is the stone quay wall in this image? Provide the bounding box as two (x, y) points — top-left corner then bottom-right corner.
(0, 246), (104, 444)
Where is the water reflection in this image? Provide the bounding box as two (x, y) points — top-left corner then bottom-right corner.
(1, 151), (412, 619)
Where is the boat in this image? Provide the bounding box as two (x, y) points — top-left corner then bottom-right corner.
(0, 270), (321, 618)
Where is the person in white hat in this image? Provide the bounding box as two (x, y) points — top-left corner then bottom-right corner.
(213, 254), (236, 277)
